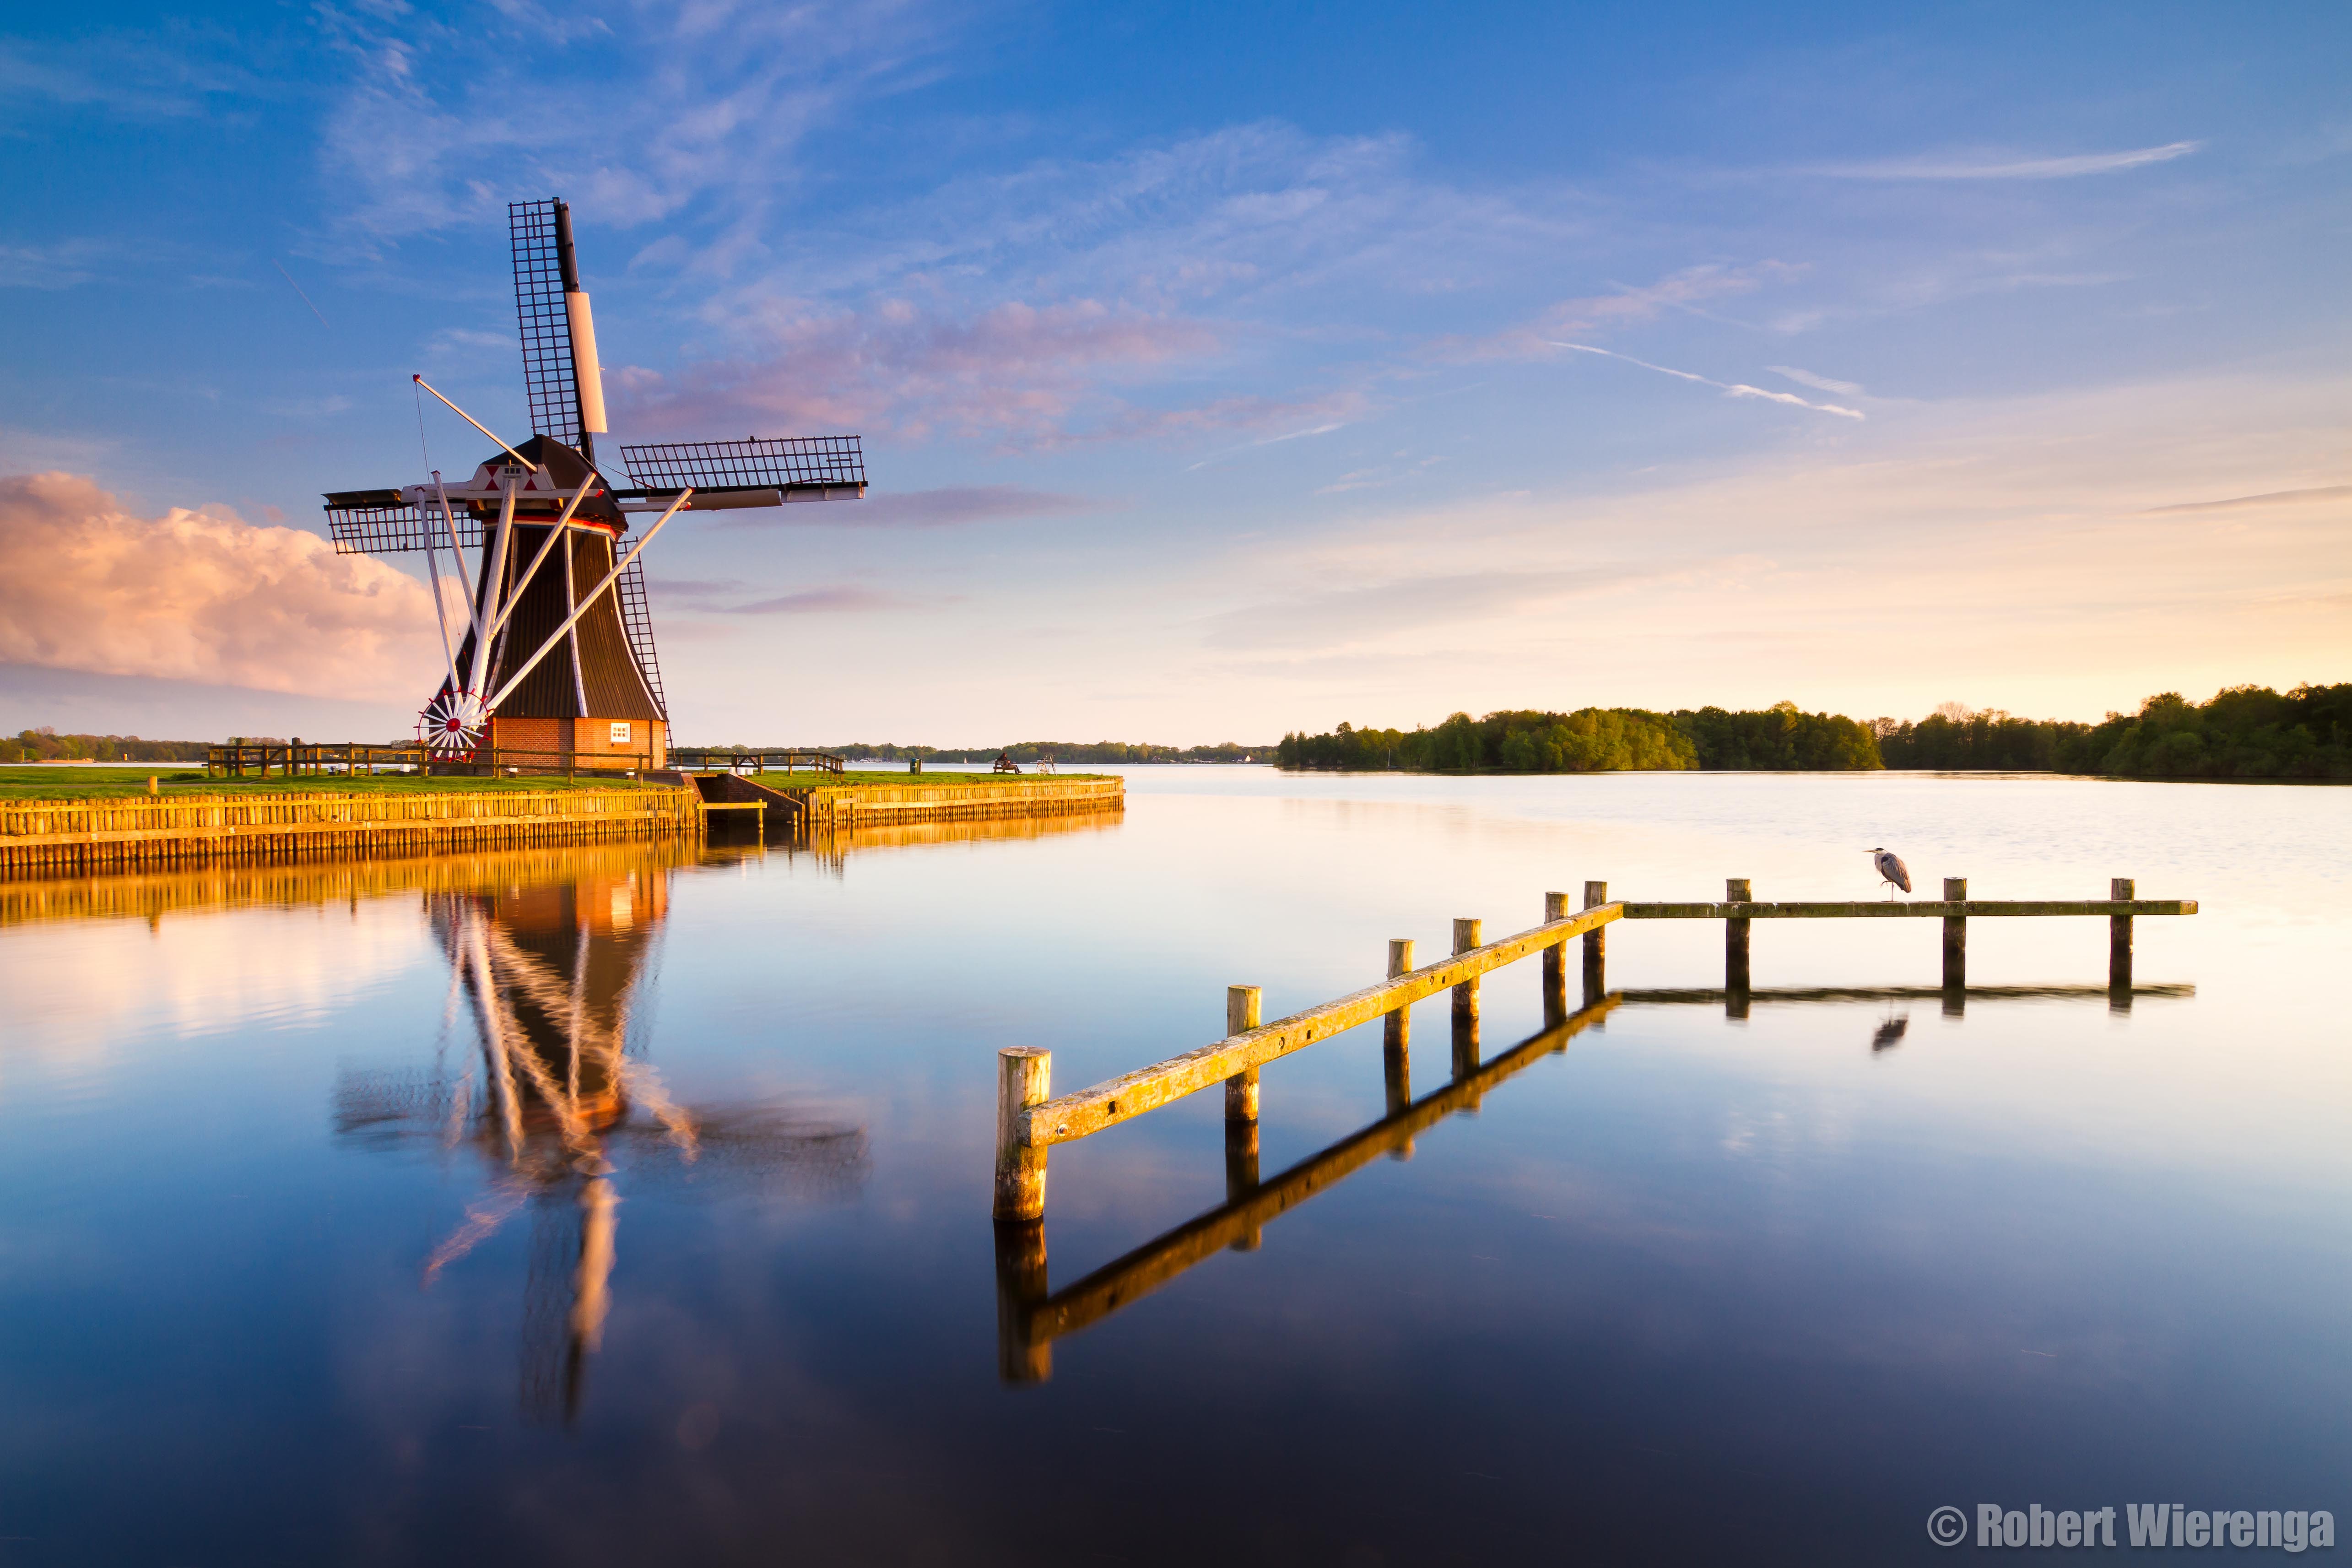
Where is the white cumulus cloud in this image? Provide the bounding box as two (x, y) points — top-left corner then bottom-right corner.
(0, 472), (437, 698)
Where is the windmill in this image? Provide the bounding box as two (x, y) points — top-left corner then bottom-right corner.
(323, 198), (867, 770)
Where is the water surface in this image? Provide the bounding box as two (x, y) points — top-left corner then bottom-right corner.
(3, 768), (2346, 1564)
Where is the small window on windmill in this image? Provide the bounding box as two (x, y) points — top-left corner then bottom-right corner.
(610, 721), (632, 745)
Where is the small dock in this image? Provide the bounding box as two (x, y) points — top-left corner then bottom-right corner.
(993, 876), (2196, 1224)
(687, 771), (1124, 832)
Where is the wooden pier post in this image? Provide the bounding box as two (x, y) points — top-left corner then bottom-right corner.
(1226, 1118), (1262, 1250)
(1541, 892), (1570, 1026)
(993, 1219), (1050, 1384)
(1452, 918), (1482, 1076)
(2109, 877), (2134, 1011)
(1942, 877), (1968, 1014)
(1226, 985), (1262, 1122)
(1582, 881), (1608, 1004)
(993, 1047), (1051, 1221)
(1383, 938), (1413, 1115)
(1725, 878), (1752, 1018)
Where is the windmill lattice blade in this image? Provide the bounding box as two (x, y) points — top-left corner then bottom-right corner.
(511, 199), (580, 448)
(615, 557), (668, 721)
(618, 436), (865, 494)
(327, 500), (482, 556)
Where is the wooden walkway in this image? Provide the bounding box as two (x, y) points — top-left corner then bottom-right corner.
(993, 876), (2196, 1222)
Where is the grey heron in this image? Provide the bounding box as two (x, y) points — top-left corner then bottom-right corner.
(1868, 847), (1911, 898)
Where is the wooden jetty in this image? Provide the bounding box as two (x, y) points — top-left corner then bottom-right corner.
(992, 961), (2195, 1383)
(0, 786), (702, 876)
(993, 877), (2197, 1222)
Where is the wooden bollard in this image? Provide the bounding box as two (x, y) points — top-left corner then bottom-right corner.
(1383, 938), (1413, 1115)
(2109, 877), (2134, 1010)
(1452, 918), (1481, 1075)
(993, 1047), (1051, 1221)
(1725, 878), (1752, 1017)
(1226, 985), (1261, 1122)
(1541, 892), (1569, 1026)
(1942, 877), (1968, 1011)
(1582, 880), (1608, 1003)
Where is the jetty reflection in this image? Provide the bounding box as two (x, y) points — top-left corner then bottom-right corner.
(994, 995), (1620, 1384)
(334, 852), (865, 1422)
(727, 804), (1125, 879)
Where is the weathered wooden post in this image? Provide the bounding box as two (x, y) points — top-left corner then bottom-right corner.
(1541, 892), (1569, 1026)
(1226, 984), (1262, 1122)
(1383, 938), (1413, 1115)
(1452, 918), (1481, 1076)
(993, 1218), (1050, 1384)
(992, 1047), (1051, 1221)
(1582, 880), (1608, 1004)
(2109, 877), (2134, 1011)
(1725, 878), (1752, 1018)
(1942, 877), (1968, 1014)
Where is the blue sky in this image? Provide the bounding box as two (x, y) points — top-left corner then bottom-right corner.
(1, 0), (2346, 744)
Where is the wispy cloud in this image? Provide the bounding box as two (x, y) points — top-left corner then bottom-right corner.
(1805, 141), (2203, 180)
(716, 485), (1102, 529)
(724, 586), (911, 615)
(1203, 565), (1663, 651)
(1552, 344), (1865, 419)
(2138, 484), (2352, 515)
(1768, 366), (1865, 397)
(1435, 263), (1800, 362)
(0, 240), (111, 291)
(612, 298), (1222, 449)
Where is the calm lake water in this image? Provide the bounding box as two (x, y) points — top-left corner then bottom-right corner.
(3, 768), (2347, 1564)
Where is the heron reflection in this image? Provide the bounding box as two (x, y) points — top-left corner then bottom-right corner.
(334, 859), (866, 1423)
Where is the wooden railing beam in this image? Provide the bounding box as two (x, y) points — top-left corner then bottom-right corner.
(1023, 903), (1623, 1148)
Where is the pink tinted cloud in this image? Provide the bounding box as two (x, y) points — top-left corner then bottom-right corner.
(0, 472), (437, 699)
(611, 297), (1227, 449)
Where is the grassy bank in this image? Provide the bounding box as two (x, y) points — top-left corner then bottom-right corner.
(0, 768), (677, 802)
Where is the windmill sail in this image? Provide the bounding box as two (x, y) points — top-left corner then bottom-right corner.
(511, 200), (590, 455)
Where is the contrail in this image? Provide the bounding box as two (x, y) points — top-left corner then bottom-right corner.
(274, 260), (330, 330)
(1550, 342), (1864, 419)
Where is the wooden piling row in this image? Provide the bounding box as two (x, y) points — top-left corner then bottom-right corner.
(0, 787), (703, 877)
(993, 875), (2195, 1222)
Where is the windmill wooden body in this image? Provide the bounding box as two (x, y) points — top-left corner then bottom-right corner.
(324, 199), (865, 771)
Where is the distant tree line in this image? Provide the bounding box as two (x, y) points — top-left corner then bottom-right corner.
(1, 729), (212, 764)
(1875, 685), (2351, 779)
(1277, 683), (2350, 778)
(1278, 703), (1876, 773)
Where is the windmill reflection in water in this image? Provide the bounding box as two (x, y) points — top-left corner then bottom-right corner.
(334, 864), (866, 1422)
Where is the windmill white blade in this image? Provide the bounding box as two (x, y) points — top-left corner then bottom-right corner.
(414, 374), (533, 471)
(431, 472), (477, 627)
(484, 490), (690, 713)
(468, 470), (524, 697)
(482, 481), (595, 647)
(422, 522), (461, 694)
